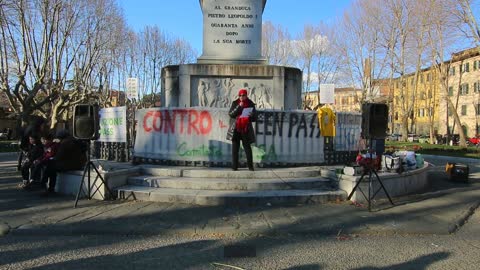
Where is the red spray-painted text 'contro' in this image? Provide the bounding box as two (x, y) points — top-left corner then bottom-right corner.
(143, 109), (213, 135)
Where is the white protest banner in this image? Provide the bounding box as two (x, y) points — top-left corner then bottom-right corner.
(320, 84), (335, 104)
(98, 106), (127, 142)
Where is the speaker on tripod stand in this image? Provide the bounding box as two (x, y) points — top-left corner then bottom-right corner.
(361, 102), (388, 155)
(73, 104), (100, 140)
(72, 104), (113, 208)
(348, 103), (394, 211)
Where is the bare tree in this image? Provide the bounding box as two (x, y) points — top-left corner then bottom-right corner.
(425, 0), (470, 147)
(262, 21), (294, 66)
(452, 0), (480, 45)
(292, 25), (320, 94)
(120, 26), (197, 108)
(0, 0), (127, 131)
(336, 0), (391, 107)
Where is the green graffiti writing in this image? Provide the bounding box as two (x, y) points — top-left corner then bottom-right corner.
(99, 128), (114, 136)
(101, 117), (123, 126)
(176, 142), (223, 157)
(253, 144), (277, 161)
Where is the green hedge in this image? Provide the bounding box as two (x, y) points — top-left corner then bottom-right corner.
(385, 142), (480, 159)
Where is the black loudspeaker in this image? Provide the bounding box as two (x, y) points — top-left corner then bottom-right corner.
(361, 103), (388, 139)
(73, 104), (99, 140)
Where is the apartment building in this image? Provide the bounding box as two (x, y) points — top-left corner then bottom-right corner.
(388, 47), (480, 137)
(439, 48), (480, 137)
(388, 67), (441, 136)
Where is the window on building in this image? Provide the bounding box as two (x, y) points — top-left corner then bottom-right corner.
(477, 104), (480, 115)
(460, 83), (469, 95)
(461, 62), (470, 73)
(419, 108), (425, 117)
(448, 86), (454, 96)
(395, 112), (398, 120)
(448, 107), (453, 117)
(429, 108), (433, 116)
(420, 74), (424, 83)
(427, 73), (432, 82)
(475, 81), (480, 92)
(474, 60), (480, 70)
(462, 105), (467, 115)
(449, 66), (455, 76)
(420, 91), (426, 100)
(428, 90), (433, 98)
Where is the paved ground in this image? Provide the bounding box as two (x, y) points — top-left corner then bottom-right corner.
(0, 153), (479, 237)
(0, 153), (480, 269)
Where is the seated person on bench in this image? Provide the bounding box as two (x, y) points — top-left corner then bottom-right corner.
(20, 135), (44, 188)
(32, 133), (59, 194)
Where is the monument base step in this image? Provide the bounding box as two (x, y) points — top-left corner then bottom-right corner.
(127, 175), (333, 191)
(116, 185), (347, 206)
(140, 165), (323, 179)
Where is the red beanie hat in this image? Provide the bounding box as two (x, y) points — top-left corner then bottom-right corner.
(238, 89), (248, 96)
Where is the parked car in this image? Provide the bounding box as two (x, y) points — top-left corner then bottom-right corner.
(441, 134), (460, 145)
(467, 136), (480, 146)
(387, 133), (401, 141)
(418, 135), (430, 144)
(407, 133), (419, 142)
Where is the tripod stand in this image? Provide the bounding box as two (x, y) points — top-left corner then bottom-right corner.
(74, 140), (114, 208)
(347, 139), (394, 211)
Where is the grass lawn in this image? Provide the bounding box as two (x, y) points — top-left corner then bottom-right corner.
(385, 141), (480, 159)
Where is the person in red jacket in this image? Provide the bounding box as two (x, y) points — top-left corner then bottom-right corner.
(226, 89), (257, 171)
(32, 133), (59, 193)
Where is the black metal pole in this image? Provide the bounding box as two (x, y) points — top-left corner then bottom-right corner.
(74, 161), (89, 208)
(368, 170), (372, 211)
(87, 140), (91, 199)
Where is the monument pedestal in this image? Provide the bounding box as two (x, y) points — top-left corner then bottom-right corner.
(197, 56), (267, 65)
(161, 64), (302, 110)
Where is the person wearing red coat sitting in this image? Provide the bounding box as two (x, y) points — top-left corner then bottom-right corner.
(32, 133), (59, 193)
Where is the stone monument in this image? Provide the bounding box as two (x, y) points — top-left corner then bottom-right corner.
(161, 0), (303, 110)
(133, 0), (362, 167)
(197, 0), (267, 64)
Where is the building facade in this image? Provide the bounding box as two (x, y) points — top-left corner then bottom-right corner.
(388, 47), (480, 137)
(302, 48), (480, 139)
(302, 87), (363, 112)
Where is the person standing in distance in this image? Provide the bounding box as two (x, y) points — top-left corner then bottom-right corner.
(227, 89), (257, 171)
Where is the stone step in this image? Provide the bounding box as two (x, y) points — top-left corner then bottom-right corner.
(140, 165), (322, 179)
(116, 185), (347, 206)
(128, 175), (334, 191)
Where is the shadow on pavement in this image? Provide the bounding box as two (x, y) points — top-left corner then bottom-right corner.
(0, 167), (476, 269)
